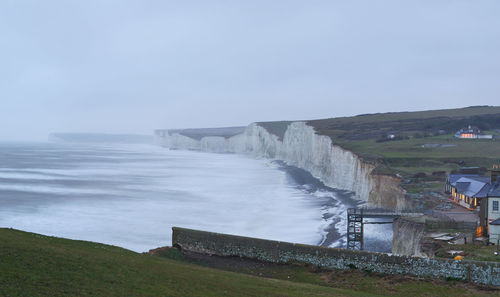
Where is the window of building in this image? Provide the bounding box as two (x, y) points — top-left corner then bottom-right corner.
(493, 201), (499, 212)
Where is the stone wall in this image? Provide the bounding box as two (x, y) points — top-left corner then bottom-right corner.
(172, 227), (500, 286)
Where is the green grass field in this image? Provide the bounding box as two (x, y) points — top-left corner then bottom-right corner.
(1, 228), (498, 296)
(337, 134), (500, 176)
(313, 106), (500, 126)
(0, 228), (364, 297)
(335, 133), (500, 200)
(435, 244), (500, 263)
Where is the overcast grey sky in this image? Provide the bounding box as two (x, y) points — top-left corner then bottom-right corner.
(1, 1), (499, 140)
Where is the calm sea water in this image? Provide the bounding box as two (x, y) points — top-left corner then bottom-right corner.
(0, 142), (392, 252)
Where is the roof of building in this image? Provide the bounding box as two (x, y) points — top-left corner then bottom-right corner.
(455, 181), (470, 193)
(476, 183), (492, 198)
(458, 125), (481, 133)
(448, 174), (483, 185)
(471, 177), (492, 184)
(449, 174), (490, 185)
(454, 177), (491, 198)
(449, 172), (500, 198)
(489, 179), (500, 197)
(490, 218), (500, 225)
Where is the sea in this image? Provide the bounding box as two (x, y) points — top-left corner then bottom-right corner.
(0, 142), (392, 252)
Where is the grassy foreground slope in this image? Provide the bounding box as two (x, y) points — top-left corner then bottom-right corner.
(0, 228), (367, 297)
(1, 229), (497, 297)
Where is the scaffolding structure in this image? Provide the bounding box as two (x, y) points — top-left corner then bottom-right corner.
(347, 208), (363, 250)
(347, 208), (400, 250)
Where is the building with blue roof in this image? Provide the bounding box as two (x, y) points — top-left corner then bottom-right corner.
(445, 166), (500, 244)
(445, 172), (491, 210)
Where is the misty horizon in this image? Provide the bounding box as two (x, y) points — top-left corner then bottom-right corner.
(2, 1), (499, 141)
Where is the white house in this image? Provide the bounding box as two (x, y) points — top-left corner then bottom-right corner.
(488, 179), (500, 244)
(455, 125), (493, 139)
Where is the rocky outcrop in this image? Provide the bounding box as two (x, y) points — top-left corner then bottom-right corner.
(392, 217), (425, 257)
(155, 122), (410, 210)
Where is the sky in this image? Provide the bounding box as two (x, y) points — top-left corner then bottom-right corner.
(1, 1), (499, 141)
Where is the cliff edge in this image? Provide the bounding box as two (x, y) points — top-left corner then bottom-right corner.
(155, 121), (410, 210)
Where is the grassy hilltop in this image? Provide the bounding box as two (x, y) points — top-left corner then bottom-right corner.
(1, 228), (496, 297)
(308, 105), (500, 140)
(307, 106), (500, 171)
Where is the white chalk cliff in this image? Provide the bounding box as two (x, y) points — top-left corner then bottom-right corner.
(156, 122), (409, 210)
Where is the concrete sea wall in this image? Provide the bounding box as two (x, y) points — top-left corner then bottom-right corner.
(156, 122), (410, 210)
(392, 218), (425, 257)
(172, 227), (500, 286)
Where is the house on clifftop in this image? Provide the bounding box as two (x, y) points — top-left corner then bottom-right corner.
(455, 125), (493, 139)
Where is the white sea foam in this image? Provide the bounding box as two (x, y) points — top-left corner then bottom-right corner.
(0, 143), (337, 252)
(0, 184), (118, 195)
(0, 172), (77, 180)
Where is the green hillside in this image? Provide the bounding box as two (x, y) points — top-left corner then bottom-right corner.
(306, 106), (500, 168)
(0, 228), (367, 297)
(0, 229), (496, 296)
(308, 105), (500, 141)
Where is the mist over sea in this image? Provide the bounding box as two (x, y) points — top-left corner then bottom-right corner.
(0, 142), (391, 252)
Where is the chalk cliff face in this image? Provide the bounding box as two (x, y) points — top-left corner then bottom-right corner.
(156, 122), (410, 209)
